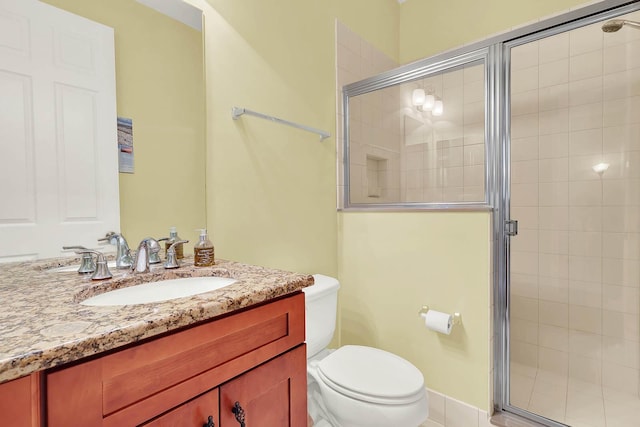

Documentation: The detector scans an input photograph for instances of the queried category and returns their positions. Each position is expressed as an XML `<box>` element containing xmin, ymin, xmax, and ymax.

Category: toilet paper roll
<box><xmin>422</xmin><ymin>310</ymin><xmax>453</xmax><ymax>335</ymax></box>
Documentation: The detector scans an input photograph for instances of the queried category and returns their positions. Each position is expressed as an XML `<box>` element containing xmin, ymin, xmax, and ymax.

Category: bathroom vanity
<box><xmin>0</xmin><ymin>258</ymin><xmax>312</xmax><ymax>426</ymax></box>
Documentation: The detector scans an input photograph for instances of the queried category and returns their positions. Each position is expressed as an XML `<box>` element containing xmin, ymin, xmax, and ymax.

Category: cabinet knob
<box><xmin>231</xmin><ymin>401</ymin><xmax>246</xmax><ymax>427</ymax></box>
<box><xmin>203</xmin><ymin>415</ymin><xmax>215</xmax><ymax>427</ymax></box>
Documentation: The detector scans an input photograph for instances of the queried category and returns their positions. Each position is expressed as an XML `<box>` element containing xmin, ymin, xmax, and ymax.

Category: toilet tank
<box><xmin>303</xmin><ymin>274</ymin><xmax>340</xmax><ymax>359</ymax></box>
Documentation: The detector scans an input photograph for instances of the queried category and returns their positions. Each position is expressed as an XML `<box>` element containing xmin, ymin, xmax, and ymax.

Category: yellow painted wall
<box><xmin>42</xmin><ymin>0</ymin><xmax>206</xmax><ymax>249</ymax></box>
<box><xmin>339</xmin><ymin>212</ymin><xmax>491</xmax><ymax>407</ymax></box>
<box><xmin>400</xmin><ymin>0</ymin><xmax>592</xmax><ymax>63</ymax></box>
<box><xmin>192</xmin><ymin>0</ymin><xmax>399</xmax><ymax>275</ymax></box>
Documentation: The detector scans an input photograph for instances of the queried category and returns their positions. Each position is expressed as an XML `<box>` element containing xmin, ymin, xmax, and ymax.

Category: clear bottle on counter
<box><xmin>194</xmin><ymin>229</ymin><xmax>214</xmax><ymax>267</ymax></box>
<box><xmin>164</xmin><ymin>227</ymin><xmax>184</xmax><ymax>259</ymax></box>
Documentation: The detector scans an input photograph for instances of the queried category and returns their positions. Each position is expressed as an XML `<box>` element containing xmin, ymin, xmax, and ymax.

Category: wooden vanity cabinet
<box><xmin>45</xmin><ymin>292</ymin><xmax>306</xmax><ymax>427</ymax></box>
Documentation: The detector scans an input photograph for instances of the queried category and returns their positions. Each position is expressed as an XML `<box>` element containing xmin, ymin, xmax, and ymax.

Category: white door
<box><xmin>0</xmin><ymin>0</ymin><xmax>119</xmax><ymax>261</ymax></box>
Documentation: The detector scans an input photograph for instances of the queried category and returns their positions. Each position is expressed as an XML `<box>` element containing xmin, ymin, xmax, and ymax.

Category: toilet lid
<box><xmin>317</xmin><ymin>345</ymin><xmax>425</xmax><ymax>405</ymax></box>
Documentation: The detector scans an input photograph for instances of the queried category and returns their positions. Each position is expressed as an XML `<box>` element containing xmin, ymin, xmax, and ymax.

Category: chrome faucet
<box><xmin>74</xmin><ymin>249</ymin><xmax>112</xmax><ymax>280</ymax></box>
<box><xmin>131</xmin><ymin>238</ymin><xmax>161</xmax><ymax>273</ymax></box>
<box><xmin>98</xmin><ymin>232</ymin><xmax>133</xmax><ymax>269</ymax></box>
<box><xmin>62</xmin><ymin>245</ymin><xmax>96</xmax><ymax>274</ymax></box>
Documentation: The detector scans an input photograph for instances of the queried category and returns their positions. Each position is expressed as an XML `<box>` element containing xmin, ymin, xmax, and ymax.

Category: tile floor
<box><xmin>511</xmin><ymin>364</ymin><xmax>640</xmax><ymax>426</ymax></box>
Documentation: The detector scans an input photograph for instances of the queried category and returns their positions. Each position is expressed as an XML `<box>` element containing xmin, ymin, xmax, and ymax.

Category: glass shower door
<box><xmin>507</xmin><ymin>9</ymin><xmax>640</xmax><ymax>427</ymax></box>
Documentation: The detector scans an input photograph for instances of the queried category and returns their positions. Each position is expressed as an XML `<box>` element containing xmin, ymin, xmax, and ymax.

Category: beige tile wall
<box><xmin>510</xmin><ymin>9</ymin><xmax>640</xmax><ymax>398</ymax></box>
<box><xmin>347</xmin><ymin>85</ymin><xmax>402</xmax><ymax>203</ymax></box>
<box><xmin>336</xmin><ymin>21</ymin><xmax>399</xmax><ymax>206</ymax></box>
<box><xmin>399</xmin><ymin>65</ymin><xmax>486</xmax><ymax>203</ymax></box>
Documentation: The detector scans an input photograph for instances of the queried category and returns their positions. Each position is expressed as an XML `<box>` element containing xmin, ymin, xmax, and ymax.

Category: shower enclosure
<box><xmin>341</xmin><ymin>1</ymin><xmax>640</xmax><ymax>426</ymax></box>
<box><xmin>505</xmin><ymin>6</ymin><xmax>640</xmax><ymax>426</ymax></box>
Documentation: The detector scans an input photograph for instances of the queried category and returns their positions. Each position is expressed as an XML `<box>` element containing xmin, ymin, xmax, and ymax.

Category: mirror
<box><xmin>42</xmin><ymin>0</ymin><xmax>205</xmax><ymax>255</ymax></box>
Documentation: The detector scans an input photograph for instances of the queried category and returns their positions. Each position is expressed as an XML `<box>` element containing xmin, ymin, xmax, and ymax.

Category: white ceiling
<box><xmin>135</xmin><ymin>0</ymin><xmax>202</xmax><ymax>31</ymax></box>
<box><xmin>135</xmin><ymin>0</ymin><xmax>412</xmax><ymax>31</ymax></box>
<box><xmin>136</xmin><ymin>0</ymin><xmax>412</xmax><ymax>31</ymax></box>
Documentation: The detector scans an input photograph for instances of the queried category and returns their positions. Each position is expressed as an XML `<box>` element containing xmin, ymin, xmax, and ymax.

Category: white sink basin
<box><xmin>51</xmin><ymin>261</ymin><xmax>117</xmax><ymax>273</ymax></box>
<box><xmin>80</xmin><ymin>276</ymin><xmax>237</xmax><ymax>306</ymax></box>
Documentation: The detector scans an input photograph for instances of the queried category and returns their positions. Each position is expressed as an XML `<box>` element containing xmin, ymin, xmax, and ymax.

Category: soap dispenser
<box><xmin>164</xmin><ymin>227</ymin><xmax>184</xmax><ymax>259</ymax></box>
<box><xmin>194</xmin><ymin>229</ymin><xmax>214</xmax><ymax>267</ymax></box>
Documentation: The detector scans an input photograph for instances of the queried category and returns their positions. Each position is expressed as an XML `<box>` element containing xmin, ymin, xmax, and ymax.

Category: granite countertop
<box><xmin>0</xmin><ymin>257</ymin><xmax>313</xmax><ymax>384</ymax></box>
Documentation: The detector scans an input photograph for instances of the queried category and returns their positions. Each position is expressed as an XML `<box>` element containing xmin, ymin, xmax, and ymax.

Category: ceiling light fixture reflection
<box><xmin>432</xmin><ymin>99</ymin><xmax>444</xmax><ymax>116</ymax></box>
<box><xmin>423</xmin><ymin>94</ymin><xmax>435</xmax><ymax>111</ymax></box>
<box><xmin>412</xmin><ymin>86</ymin><xmax>442</xmax><ymax>115</ymax></box>
<box><xmin>592</xmin><ymin>162</ymin><xmax>609</xmax><ymax>175</ymax></box>
<box><xmin>412</xmin><ymin>89</ymin><xmax>426</xmax><ymax>107</ymax></box>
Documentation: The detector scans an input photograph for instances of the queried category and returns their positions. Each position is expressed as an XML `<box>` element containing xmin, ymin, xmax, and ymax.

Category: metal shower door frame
<box><xmin>342</xmin><ymin>47</ymin><xmax>494</xmax><ymax>211</ymax></box>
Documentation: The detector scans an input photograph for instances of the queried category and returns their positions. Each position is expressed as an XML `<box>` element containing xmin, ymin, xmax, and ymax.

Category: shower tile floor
<box><xmin>511</xmin><ymin>364</ymin><xmax>640</xmax><ymax>427</ymax></box>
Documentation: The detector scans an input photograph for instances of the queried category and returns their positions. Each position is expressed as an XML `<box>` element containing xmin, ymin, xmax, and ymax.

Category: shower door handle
<box><xmin>505</xmin><ymin>220</ymin><xmax>518</xmax><ymax>237</ymax></box>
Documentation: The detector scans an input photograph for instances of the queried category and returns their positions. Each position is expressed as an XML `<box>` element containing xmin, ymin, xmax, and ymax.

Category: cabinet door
<box><xmin>141</xmin><ymin>388</ymin><xmax>219</xmax><ymax>427</ymax></box>
<box><xmin>0</xmin><ymin>373</ymin><xmax>41</xmax><ymax>427</ymax></box>
<box><xmin>219</xmin><ymin>344</ymin><xmax>307</xmax><ymax>427</ymax></box>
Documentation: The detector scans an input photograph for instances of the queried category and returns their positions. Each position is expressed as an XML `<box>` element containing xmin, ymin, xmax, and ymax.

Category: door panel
<box><xmin>0</xmin><ymin>70</ymin><xmax>35</xmax><ymax>224</ymax></box>
<box><xmin>219</xmin><ymin>345</ymin><xmax>307</xmax><ymax>427</ymax></box>
<box><xmin>141</xmin><ymin>389</ymin><xmax>219</xmax><ymax>427</ymax></box>
<box><xmin>55</xmin><ymin>83</ymin><xmax>99</xmax><ymax>221</ymax></box>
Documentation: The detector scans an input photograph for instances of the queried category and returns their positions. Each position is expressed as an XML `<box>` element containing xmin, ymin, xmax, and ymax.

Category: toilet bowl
<box><xmin>303</xmin><ymin>275</ymin><xmax>429</xmax><ymax>427</ymax></box>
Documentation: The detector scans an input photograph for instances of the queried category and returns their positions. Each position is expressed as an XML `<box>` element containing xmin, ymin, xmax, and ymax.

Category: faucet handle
<box><xmin>62</xmin><ymin>246</ymin><xmax>96</xmax><ymax>274</ymax></box>
<box><xmin>74</xmin><ymin>250</ymin><xmax>112</xmax><ymax>280</ymax></box>
<box><xmin>97</xmin><ymin>231</ymin><xmax>117</xmax><ymax>243</ymax></box>
<box><xmin>164</xmin><ymin>240</ymin><xmax>189</xmax><ymax>269</ymax></box>
<box><xmin>63</xmin><ymin>245</ymin><xmax>88</xmax><ymax>250</ymax></box>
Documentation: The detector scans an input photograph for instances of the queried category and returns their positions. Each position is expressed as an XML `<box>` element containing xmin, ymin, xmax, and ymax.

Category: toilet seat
<box><xmin>315</xmin><ymin>345</ymin><xmax>425</xmax><ymax>405</ymax></box>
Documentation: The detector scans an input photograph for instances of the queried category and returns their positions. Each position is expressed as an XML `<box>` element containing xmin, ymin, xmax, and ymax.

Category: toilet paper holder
<box><xmin>418</xmin><ymin>305</ymin><xmax>462</xmax><ymax>325</ymax></box>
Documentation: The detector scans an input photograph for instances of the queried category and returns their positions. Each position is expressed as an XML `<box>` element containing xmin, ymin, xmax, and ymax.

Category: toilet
<box><xmin>303</xmin><ymin>274</ymin><xmax>429</xmax><ymax>427</ymax></box>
